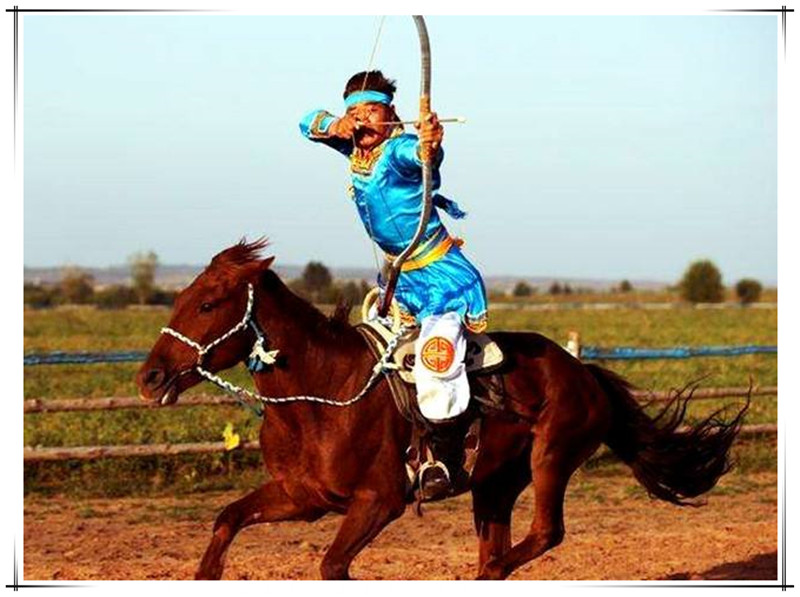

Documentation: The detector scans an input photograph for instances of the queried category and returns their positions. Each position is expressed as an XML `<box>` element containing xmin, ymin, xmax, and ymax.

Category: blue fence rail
<box><xmin>580</xmin><ymin>345</ymin><xmax>777</xmax><ymax>360</ymax></box>
<box><xmin>24</xmin><ymin>351</ymin><xmax>149</xmax><ymax>366</ymax></box>
<box><xmin>23</xmin><ymin>344</ymin><xmax>778</xmax><ymax>366</ymax></box>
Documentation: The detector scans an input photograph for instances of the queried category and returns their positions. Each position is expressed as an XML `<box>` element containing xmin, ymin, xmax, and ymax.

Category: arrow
<box><xmin>368</xmin><ymin>116</ymin><xmax>467</xmax><ymax>126</ymax></box>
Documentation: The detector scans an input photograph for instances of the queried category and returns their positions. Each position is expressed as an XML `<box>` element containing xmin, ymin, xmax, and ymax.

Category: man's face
<box><xmin>346</xmin><ymin>102</ymin><xmax>396</xmax><ymax>151</ymax></box>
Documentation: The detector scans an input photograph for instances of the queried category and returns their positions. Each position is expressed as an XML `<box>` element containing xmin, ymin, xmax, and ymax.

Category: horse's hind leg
<box><xmin>472</xmin><ymin>449</ymin><xmax>532</xmax><ymax>574</ymax></box>
<box><xmin>477</xmin><ymin>431</ymin><xmax>601</xmax><ymax>580</ymax></box>
<box><xmin>196</xmin><ymin>481</ymin><xmax>323</xmax><ymax>580</ymax></box>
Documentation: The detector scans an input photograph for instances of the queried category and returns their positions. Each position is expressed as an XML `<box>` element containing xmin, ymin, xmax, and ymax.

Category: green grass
<box><xmin>23</xmin><ymin>304</ymin><xmax>778</xmax><ymax>496</ymax></box>
<box><xmin>24</xmin><ymin>306</ymin><xmax>170</xmax><ymax>352</ymax></box>
<box><xmin>487</xmin><ymin>306</ymin><xmax>777</xmax><ymax>346</ymax></box>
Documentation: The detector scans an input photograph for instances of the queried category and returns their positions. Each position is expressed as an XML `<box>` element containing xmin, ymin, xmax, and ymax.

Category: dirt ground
<box><xmin>23</xmin><ymin>471</ymin><xmax>777</xmax><ymax>581</ymax></box>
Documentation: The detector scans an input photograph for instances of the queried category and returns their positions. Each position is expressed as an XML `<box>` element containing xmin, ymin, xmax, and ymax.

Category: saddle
<box><xmin>355</xmin><ymin>320</ymin><xmax>507</xmax><ymax>503</ymax></box>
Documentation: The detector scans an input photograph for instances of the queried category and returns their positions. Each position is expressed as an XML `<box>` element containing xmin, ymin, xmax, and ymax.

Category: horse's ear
<box><xmin>241</xmin><ymin>255</ymin><xmax>274</xmax><ymax>283</ymax></box>
<box><xmin>261</xmin><ymin>256</ymin><xmax>275</xmax><ymax>271</ymax></box>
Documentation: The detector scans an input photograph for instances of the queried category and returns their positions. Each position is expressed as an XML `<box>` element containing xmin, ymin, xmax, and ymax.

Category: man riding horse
<box><xmin>299</xmin><ymin>70</ymin><xmax>488</xmax><ymax>499</ymax></box>
<box><xmin>136</xmin><ymin>34</ymin><xmax>745</xmax><ymax>581</ymax></box>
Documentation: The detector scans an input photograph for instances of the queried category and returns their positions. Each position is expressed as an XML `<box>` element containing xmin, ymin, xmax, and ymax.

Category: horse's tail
<box><xmin>586</xmin><ymin>363</ymin><xmax>748</xmax><ymax>506</ymax></box>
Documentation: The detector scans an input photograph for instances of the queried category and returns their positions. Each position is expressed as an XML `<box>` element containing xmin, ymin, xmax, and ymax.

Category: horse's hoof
<box><xmin>476</xmin><ymin>561</ymin><xmax>505</xmax><ymax>580</ymax></box>
<box><xmin>195</xmin><ymin>564</ymin><xmax>223</xmax><ymax>580</ymax></box>
<box><xmin>320</xmin><ymin>560</ymin><xmax>352</xmax><ymax>580</ymax></box>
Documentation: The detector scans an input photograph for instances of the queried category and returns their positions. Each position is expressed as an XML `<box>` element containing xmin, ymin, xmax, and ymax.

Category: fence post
<box><xmin>566</xmin><ymin>331</ymin><xmax>581</xmax><ymax>359</ymax></box>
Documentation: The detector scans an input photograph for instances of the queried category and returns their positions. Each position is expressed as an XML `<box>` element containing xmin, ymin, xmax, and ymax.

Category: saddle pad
<box><xmin>359</xmin><ymin>320</ymin><xmax>504</xmax><ymax>385</ymax></box>
<box><xmin>355</xmin><ymin>324</ymin><xmax>420</xmax><ymax>424</ymax></box>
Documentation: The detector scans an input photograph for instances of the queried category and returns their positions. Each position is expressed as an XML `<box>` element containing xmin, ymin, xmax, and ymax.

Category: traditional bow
<box><xmin>378</xmin><ymin>15</ymin><xmax>434</xmax><ymax>317</ymax></box>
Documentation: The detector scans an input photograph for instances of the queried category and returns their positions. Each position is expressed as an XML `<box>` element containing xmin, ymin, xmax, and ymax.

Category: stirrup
<box><xmin>418</xmin><ymin>459</ymin><xmax>452</xmax><ymax>501</ymax></box>
<box><xmin>419</xmin><ymin>459</ymin><xmax>451</xmax><ymax>484</ymax></box>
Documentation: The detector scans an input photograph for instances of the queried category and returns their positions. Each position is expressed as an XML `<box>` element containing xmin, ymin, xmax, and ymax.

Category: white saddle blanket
<box><xmin>361</xmin><ymin>321</ymin><xmax>504</xmax><ymax>385</ymax></box>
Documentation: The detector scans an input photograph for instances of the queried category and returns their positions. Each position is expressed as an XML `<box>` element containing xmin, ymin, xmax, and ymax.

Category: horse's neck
<box><xmin>253</xmin><ymin>274</ymin><xmax>371</xmax><ymax>398</ymax></box>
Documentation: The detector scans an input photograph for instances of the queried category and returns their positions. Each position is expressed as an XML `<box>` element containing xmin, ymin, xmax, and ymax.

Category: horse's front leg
<box><xmin>319</xmin><ymin>488</ymin><xmax>406</xmax><ymax>580</ymax></box>
<box><xmin>196</xmin><ymin>480</ymin><xmax>323</xmax><ymax>580</ymax></box>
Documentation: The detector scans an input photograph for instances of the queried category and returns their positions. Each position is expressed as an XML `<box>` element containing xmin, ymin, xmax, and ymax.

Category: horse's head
<box><xmin>136</xmin><ymin>239</ymin><xmax>274</xmax><ymax>405</ymax></box>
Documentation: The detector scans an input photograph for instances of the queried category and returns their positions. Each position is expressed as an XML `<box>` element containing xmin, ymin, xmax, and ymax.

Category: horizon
<box><xmin>22</xmin><ymin>260</ymin><xmax>777</xmax><ymax>288</ymax></box>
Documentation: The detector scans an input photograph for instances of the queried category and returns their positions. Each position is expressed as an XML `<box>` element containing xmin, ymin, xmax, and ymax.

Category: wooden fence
<box><xmin>24</xmin><ymin>334</ymin><xmax>777</xmax><ymax>463</ymax></box>
<box><xmin>23</xmin><ymin>386</ymin><xmax>775</xmax><ymax>414</ymax></box>
<box><xmin>24</xmin><ymin>423</ymin><xmax>778</xmax><ymax>462</ymax></box>
<box><xmin>23</xmin><ymin>387</ymin><xmax>776</xmax><ymax>462</ymax></box>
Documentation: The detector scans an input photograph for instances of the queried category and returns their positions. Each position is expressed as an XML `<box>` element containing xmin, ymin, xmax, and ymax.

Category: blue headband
<box><xmin>344</xmin><ymin>90</ymin><xmax>392</xmax><ymax>108</ymax></box>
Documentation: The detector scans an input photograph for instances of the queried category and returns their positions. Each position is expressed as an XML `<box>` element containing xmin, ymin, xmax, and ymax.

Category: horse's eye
<box><xmin>199</xmin><ymin>302</ymin><xmax>214</xmax><ymax>313</ymax></box>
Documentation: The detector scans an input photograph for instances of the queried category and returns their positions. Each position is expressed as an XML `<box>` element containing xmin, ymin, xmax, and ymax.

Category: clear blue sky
<box><xmin>23</xmin><ymin>14</ymin><xmax>777</xmax><ymax>284</ymax></box>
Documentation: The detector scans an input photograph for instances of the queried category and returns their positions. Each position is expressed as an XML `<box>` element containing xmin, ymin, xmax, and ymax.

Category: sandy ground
<box><xmin>23</xmin><ymin>471</ymin><xmax>777</xmax><ymax>581</ymax></box>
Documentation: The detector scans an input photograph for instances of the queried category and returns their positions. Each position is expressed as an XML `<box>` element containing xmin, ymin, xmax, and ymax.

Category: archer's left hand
<box><xmin>416</xmin><ymin>112</ymin><xmax>444</xmax><ymax>162</ymax></box>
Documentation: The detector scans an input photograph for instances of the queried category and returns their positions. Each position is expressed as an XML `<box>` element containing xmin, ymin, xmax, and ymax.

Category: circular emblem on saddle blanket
<box><xmin>420</xmin><ymin>336</ymin><xmax>456</xmax><ymax>373</ymax></box>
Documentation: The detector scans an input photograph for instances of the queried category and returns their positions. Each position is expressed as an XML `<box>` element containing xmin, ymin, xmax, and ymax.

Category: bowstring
<box><xmin>357</xmin><ymin>16</ymin><xmax>386</xmax><ymax>272</ymax></box>
<box><xmin>362</xmin><ymin>15</ymin><xmax>386</xmax><ymax>91</ymax></box>
<box><xmin>357</xmin><ymin>15</ymin><xmax>393</xmax><ymax>276</ymax></box>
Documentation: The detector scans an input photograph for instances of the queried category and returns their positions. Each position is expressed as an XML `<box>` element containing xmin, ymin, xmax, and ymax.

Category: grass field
<box><xmin>23</xmin><ymin>303</ymin><xmax>777</xmax><ymax>496</ymax></box>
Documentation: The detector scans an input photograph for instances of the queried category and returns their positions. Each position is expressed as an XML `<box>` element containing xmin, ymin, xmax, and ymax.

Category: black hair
<box><xmin>343</xmin><ymin>70</ymin><xmax>397</xmax><ymax>100</ymax></box>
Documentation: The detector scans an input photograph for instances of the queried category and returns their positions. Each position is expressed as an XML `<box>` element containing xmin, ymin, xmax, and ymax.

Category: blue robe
<box><xmin>299</xmin><ymin>109</ymin><xmax>488</xmax><ymax>332</ymax></box>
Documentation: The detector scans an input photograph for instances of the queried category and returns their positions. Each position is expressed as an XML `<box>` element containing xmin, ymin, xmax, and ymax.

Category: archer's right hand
<box><xmin>328</xmin><ymin>114</ymin><xmax>360</xmax><ymax>139</ymax></box>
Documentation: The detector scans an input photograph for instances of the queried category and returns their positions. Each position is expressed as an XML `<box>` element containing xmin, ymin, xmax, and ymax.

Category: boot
<box><xmin>418</xmin><ymin>418</ymin><xmax>469</xmax><ymax>501</ymax></box>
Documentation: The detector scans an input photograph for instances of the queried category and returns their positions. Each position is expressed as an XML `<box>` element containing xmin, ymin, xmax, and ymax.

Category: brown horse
<box><xmin>136</xmin><ymin>239</ymin><xmax>746</xmax><ymax>580</ymax></box>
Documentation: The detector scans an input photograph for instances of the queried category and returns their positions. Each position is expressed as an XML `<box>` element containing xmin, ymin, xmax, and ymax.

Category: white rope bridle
<box><xmin>160</xmin><ymin>283</ymin><xmax>407</xmax><ymax>410</ymax></box>
<box><xmin>161</xmin><ymin>284</ymin><xmax>260</xmax><ymax>361</ymax></box>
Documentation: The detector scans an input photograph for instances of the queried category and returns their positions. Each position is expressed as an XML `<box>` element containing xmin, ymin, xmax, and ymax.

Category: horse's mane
<box><xmin>263</xmin><ymin>270</ymin><xmax>361</xmax><ymax>346</ymax></box>
<box><xmin>209</xmin><ymin>237</ymin><xmax>270</xmax><ymax>274</ymax></box>
<box><xmin>209</xmin><ymin>238</ymin><xmax>362</xmax><ymax>346</ymax></box>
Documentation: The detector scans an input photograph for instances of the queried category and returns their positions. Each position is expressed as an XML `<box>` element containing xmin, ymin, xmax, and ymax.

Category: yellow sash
<box><xmin>386</xmin><ymin>231</ymin><xmax>461</xmax><ymax>272</ymax></box>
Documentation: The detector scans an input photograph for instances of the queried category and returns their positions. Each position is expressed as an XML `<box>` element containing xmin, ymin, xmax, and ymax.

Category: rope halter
<box><xmin>158</xmin><ymin>282</ymin><xmax>408</xmax><ymax>414</ymax></box>
<box><xmin>160</xmin><ymin>283</ymin><xmax>278</xmax><ymax>372</ymax></box>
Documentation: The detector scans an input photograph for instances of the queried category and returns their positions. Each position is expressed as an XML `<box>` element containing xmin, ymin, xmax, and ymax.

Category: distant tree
<box><xmin>619</xmin><ymin>279</ymin><xmax>633</xmax><ymax>293</ymax></box>
<box><xmin>512</xmin><ymin>281</ymin><xmax>533</xmax><ymax>297</ymax></box>
<box><xmin>301</xmin><ymin>261</ymin><xmax>333</xmax><ymax>295</ymax></box>
<box><xmin>129</xmin><ymin>251</ymin><xmax>159</xmax><ymax>305</ymax></box>
<box><xmin>147</xmin><ymin>288</ymin><xmax>178</xmax><ymax>306</ymax></box>
<box><xmin>58</xmin><ymin>267</ymin><xmax>95</xmax><ymax>304</ymax></box>
<box><xmin>735</xmin><ymin>278</ymin><xmax>763</xmax><ymax>305</ymax></box>
<box><xmin>548</xmin><ymin>282</ymin><xmax>563</xmax><ymax>295</ymax></box>
<box><xmin>680</xmin><ymin>260</ymin><xmax>724</xmax><ymax>303</ymax></box>
<box><xmin>94</xmin><ymin>285</ymin><xmax>137</xmax><ymax>309</ymax></box>
<box><xmin>24</xmin><ymin>283</ymin><xmax>54</xmax><ymax>308</ymax></box>
<box><xmin>563</xmin><ymin>283</ymin><xmax>573</xmax><ymax>295</ymax></box>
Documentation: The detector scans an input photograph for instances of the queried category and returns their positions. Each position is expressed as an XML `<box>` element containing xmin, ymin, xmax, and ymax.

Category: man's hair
<box><xmin>343</xmin><ymin>70</ymin><xmax>397</xmax><ymax>100</ymax></box>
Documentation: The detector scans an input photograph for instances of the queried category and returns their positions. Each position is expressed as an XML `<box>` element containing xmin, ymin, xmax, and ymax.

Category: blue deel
<box><xmin>299</xmin><ymin>109</ymin><xmax>488</xmax><ymax>329</ymax></box>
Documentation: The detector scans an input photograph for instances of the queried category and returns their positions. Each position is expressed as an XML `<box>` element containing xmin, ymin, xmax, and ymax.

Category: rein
<box><xmin>160</xmin><ymin>283</ymin><xmax>408</xmax><ymax>414</ymax></box>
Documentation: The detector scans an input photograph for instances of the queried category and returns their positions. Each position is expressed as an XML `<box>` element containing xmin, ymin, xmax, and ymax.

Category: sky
<box><xmin>22</xmin><ymin>13</ymin><xmax>778</xmax><ymax>284</ymax></box>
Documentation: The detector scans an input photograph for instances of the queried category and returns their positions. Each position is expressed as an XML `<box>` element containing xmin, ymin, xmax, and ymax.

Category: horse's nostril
<box><xmin>144</xmin><ymin>368</ymin><xmax>166</xmax><ymax>389</ymax></box>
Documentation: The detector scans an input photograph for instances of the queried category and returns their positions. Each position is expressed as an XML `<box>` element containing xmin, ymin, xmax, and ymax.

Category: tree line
<box><xmin>24</xmin><ymin>254</ymin><xmax>767</xmax><ymax>309</ymax></box>
<box><xmin>508</xmin><ymin>259</ymin><xmax>764</xmax><ymax>305</ymax></box>
<box><xmin>24</xmin><ymin>252</ymin><xmax>175</xmax><ymax>309</ymax></box>
<box><xmin>23</xmin><ymin>255</ymin><xmax>374</xmax><ymax>309</ymax></box>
